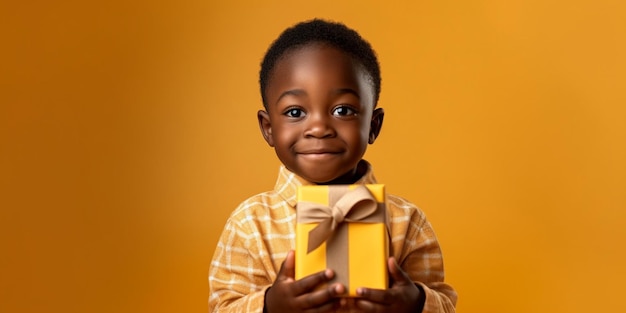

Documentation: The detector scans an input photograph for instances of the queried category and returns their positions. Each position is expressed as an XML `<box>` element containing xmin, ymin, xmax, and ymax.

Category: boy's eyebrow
<box><xmin>276</xmin><ymin>89</ymin><xmax>306</xmax><ymax>104</ymax></box>
<box><xmin>333</xmin><ymin>88</ymin><xmax>360</xmax><ymax>99</ymax></box>
<box><xmin>275</xmin><ymin>88</ymin><xmax>360</xmax><ymax>104</ymax></box>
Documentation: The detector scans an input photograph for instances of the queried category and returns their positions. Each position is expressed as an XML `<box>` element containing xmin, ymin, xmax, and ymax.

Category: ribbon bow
<box><xmin>297</xmin><ymin>185</ymin><xmax>379</xmax><ymax>253</ymax></box>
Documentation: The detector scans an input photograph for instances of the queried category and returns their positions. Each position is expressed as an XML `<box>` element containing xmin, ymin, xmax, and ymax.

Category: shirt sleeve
<box><xmin>208</xmin><ymin>215</ymin><xmax>272</xmax><ymax>313</ymax></box>
<box><xmin>397</xmin><ymin>207</ymin><xmax>458</xmax><ymax>313</ymax></box>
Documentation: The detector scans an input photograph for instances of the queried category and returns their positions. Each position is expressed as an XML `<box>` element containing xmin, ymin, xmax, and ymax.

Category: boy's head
<box><xmin>259</xmin><ymin>19</ymin><xmax>381</xmax><ymax>109</ymax></box>
<box><xmin>258</xmin><ymin>19</ymin><xmax>384</xmax><ymax>184</ymax></box>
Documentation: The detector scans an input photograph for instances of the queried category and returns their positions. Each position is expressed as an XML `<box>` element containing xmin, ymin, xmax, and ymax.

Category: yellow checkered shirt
<box><xmin>209</xmin><ymin>162</ymin><xmax>457</xmax><ymax>312</ymax></box>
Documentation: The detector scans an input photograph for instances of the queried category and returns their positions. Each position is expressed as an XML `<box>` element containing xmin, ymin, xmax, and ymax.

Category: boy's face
<box><xmin>258</xmin><ymin>43</ymin><xmax>383</xmax><ymax>184</ymax></box>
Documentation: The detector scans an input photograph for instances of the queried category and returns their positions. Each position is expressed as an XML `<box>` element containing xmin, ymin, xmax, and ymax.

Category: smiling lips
<box><xmin>297</xmin><ymin>149</ymin><xmax>342</xmax><ymax>159</ymax></box>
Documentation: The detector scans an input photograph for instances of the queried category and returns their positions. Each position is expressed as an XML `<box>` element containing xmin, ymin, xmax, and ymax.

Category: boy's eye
<box><xmin>284</xmin><ymin>108</ymin><xmax>305</xmax><ymax>118</ymax></box>
<box><xmin>332</xmin><ymin>106</ymin><xmax>357</xmax><ymax>116</ymax></box>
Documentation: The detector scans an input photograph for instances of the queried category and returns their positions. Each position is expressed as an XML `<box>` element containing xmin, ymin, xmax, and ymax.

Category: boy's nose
<box><xmin>304</xmin><ymin>113</ymin><xmax>336</xmax><ymax>138</ymax></box>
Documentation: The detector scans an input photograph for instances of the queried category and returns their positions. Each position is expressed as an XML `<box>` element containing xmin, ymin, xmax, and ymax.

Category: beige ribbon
<box><xmin>297</xmin><ymin>185</ymin><xmax>380</xmax><ymax>253</ymax></box>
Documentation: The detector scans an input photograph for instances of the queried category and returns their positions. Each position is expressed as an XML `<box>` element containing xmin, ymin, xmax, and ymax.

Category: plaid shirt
<box><xmin>209</xmin><ymin>162</ymin><xmax>457</xmax><ymax>312</ymax></box>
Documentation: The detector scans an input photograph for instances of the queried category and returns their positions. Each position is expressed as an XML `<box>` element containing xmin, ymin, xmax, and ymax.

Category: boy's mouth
<box><xmin>298</xmin><ymin>146</ymin><xmax>343</xmax><ymax>154</ymax></box>
<box><xmin>297</xmin><ymin>149</ymin><xmax>342</xmax><ymax>159</ymax></box>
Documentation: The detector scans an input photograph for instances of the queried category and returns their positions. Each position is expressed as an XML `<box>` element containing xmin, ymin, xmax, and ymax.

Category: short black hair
<box><xmin>259</xmin><ymin>19</ymin><xmax>381</xmax><ymax>108</ymax></box>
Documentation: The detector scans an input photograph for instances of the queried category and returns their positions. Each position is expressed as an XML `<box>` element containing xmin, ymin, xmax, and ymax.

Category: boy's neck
<box><xmin>315</xmin><ymin>160</ymin><xmax>368</xmax><ymax>185</ymax></box>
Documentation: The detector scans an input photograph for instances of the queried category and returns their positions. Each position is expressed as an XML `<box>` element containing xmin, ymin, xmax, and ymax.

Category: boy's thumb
<box><xmin>388</xmin><ymin>257</ymin><xmax>412</xmax><ymax>286</ymax></box>
<box><xmin>276</xmin><ymin>250</ymin><xmax>296</xmax><ymax>281</ymax></box>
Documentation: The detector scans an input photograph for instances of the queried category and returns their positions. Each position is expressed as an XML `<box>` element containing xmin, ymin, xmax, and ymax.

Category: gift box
<box><xmin>295</xmin><ymin>184</ymin><xmax>389</xmax><ymax>297</ymax></box>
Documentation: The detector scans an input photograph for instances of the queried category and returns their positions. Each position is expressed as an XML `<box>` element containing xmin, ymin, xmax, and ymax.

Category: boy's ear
<box><xmin>368</xmin><ymin>107</ymin><xmax>384</xmax><ymax>144</ymax></box>
<box><xmin>257</xmin><ymin>110</ymin><xmax>275</xmax><ymax>147</ymax></box>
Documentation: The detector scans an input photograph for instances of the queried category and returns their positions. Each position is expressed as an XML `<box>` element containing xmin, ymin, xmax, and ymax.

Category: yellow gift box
<box><xmin>295</xmin><ymin>184</ymin><xmax>389</xmax><ymax>297</ymax></box>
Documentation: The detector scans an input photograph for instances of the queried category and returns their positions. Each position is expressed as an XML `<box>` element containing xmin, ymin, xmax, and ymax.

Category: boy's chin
<box><xmin>292</xmin><ymin>169</ymin><xmax>338</xmax><ymax>184</ymax></box>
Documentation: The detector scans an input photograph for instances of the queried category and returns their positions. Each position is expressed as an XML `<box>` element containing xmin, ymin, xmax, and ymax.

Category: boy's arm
<box><xmin>209</xmin><ymin>217</ymin><xmax>273</xmax><ymax>313</ymax></box>
<box><xmin>401</xmin><ymin>215</ymin><xmax>458</xmax><ymax>313</ymax></box>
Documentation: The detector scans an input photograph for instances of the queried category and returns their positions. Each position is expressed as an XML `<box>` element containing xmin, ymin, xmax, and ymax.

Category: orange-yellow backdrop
<box><xmin>1</xmin><ymin>1</ymin><xmax>625</xmax><ymax>312</ymax></box>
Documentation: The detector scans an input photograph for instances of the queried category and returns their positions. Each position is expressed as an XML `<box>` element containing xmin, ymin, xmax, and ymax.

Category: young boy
<box><xmin>209</xmin><ymin>19</ymin><xmax>457</xmax><ymax>313</ymax></box>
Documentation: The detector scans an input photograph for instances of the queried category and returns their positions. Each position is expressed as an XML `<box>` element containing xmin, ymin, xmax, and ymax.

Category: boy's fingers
<box><xmin>296</xmin><ymin>283</ymin><xmax>344</xmax><ymax>308</ymax></box>
<box><xmin>276</xmin><ymin>250</ymin><xmax>296</xmax><ymax>281</ymax></box>
<box><xmin>292</xmin><ymin>268</ymin><xmax>335</xmax><ymax>295</ymax></box>
<box><xmin>354</xmin><ymin>257</ymin><xmax>416</xmax><ymax>305</ymax></box>
<box><xmin>356</xmin><ymin>287</ymin><xmax>394</xmax><ymax>305</ymax></box>
<box><xmin>388</xmin><ymin>257</ymin><xmax>413</xmax><ymax>286</ymax></box>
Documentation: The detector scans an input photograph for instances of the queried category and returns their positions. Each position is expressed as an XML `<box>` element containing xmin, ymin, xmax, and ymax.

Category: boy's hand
<box><xmin>265</xmin><ymin>250</ymin><xmax>345</xmax><ymax>313</ymax></box>
<box><xmin>350</xmin><ymin>257</ymin><xmax>425</xmax><ymax>313</ymax></box>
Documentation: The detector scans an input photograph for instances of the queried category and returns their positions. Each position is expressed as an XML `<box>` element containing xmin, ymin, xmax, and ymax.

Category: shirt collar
<box><xmin>274</xmin><ymin>160</ymin><xmax>378</xmax><ymax>207</ymax></box>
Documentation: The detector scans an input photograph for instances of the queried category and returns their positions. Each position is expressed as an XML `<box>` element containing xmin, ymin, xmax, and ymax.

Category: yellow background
<box><xmin>1</xmin><ymin>1</ymin><xmax>624</xmax><ymax>312</ymax></box>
